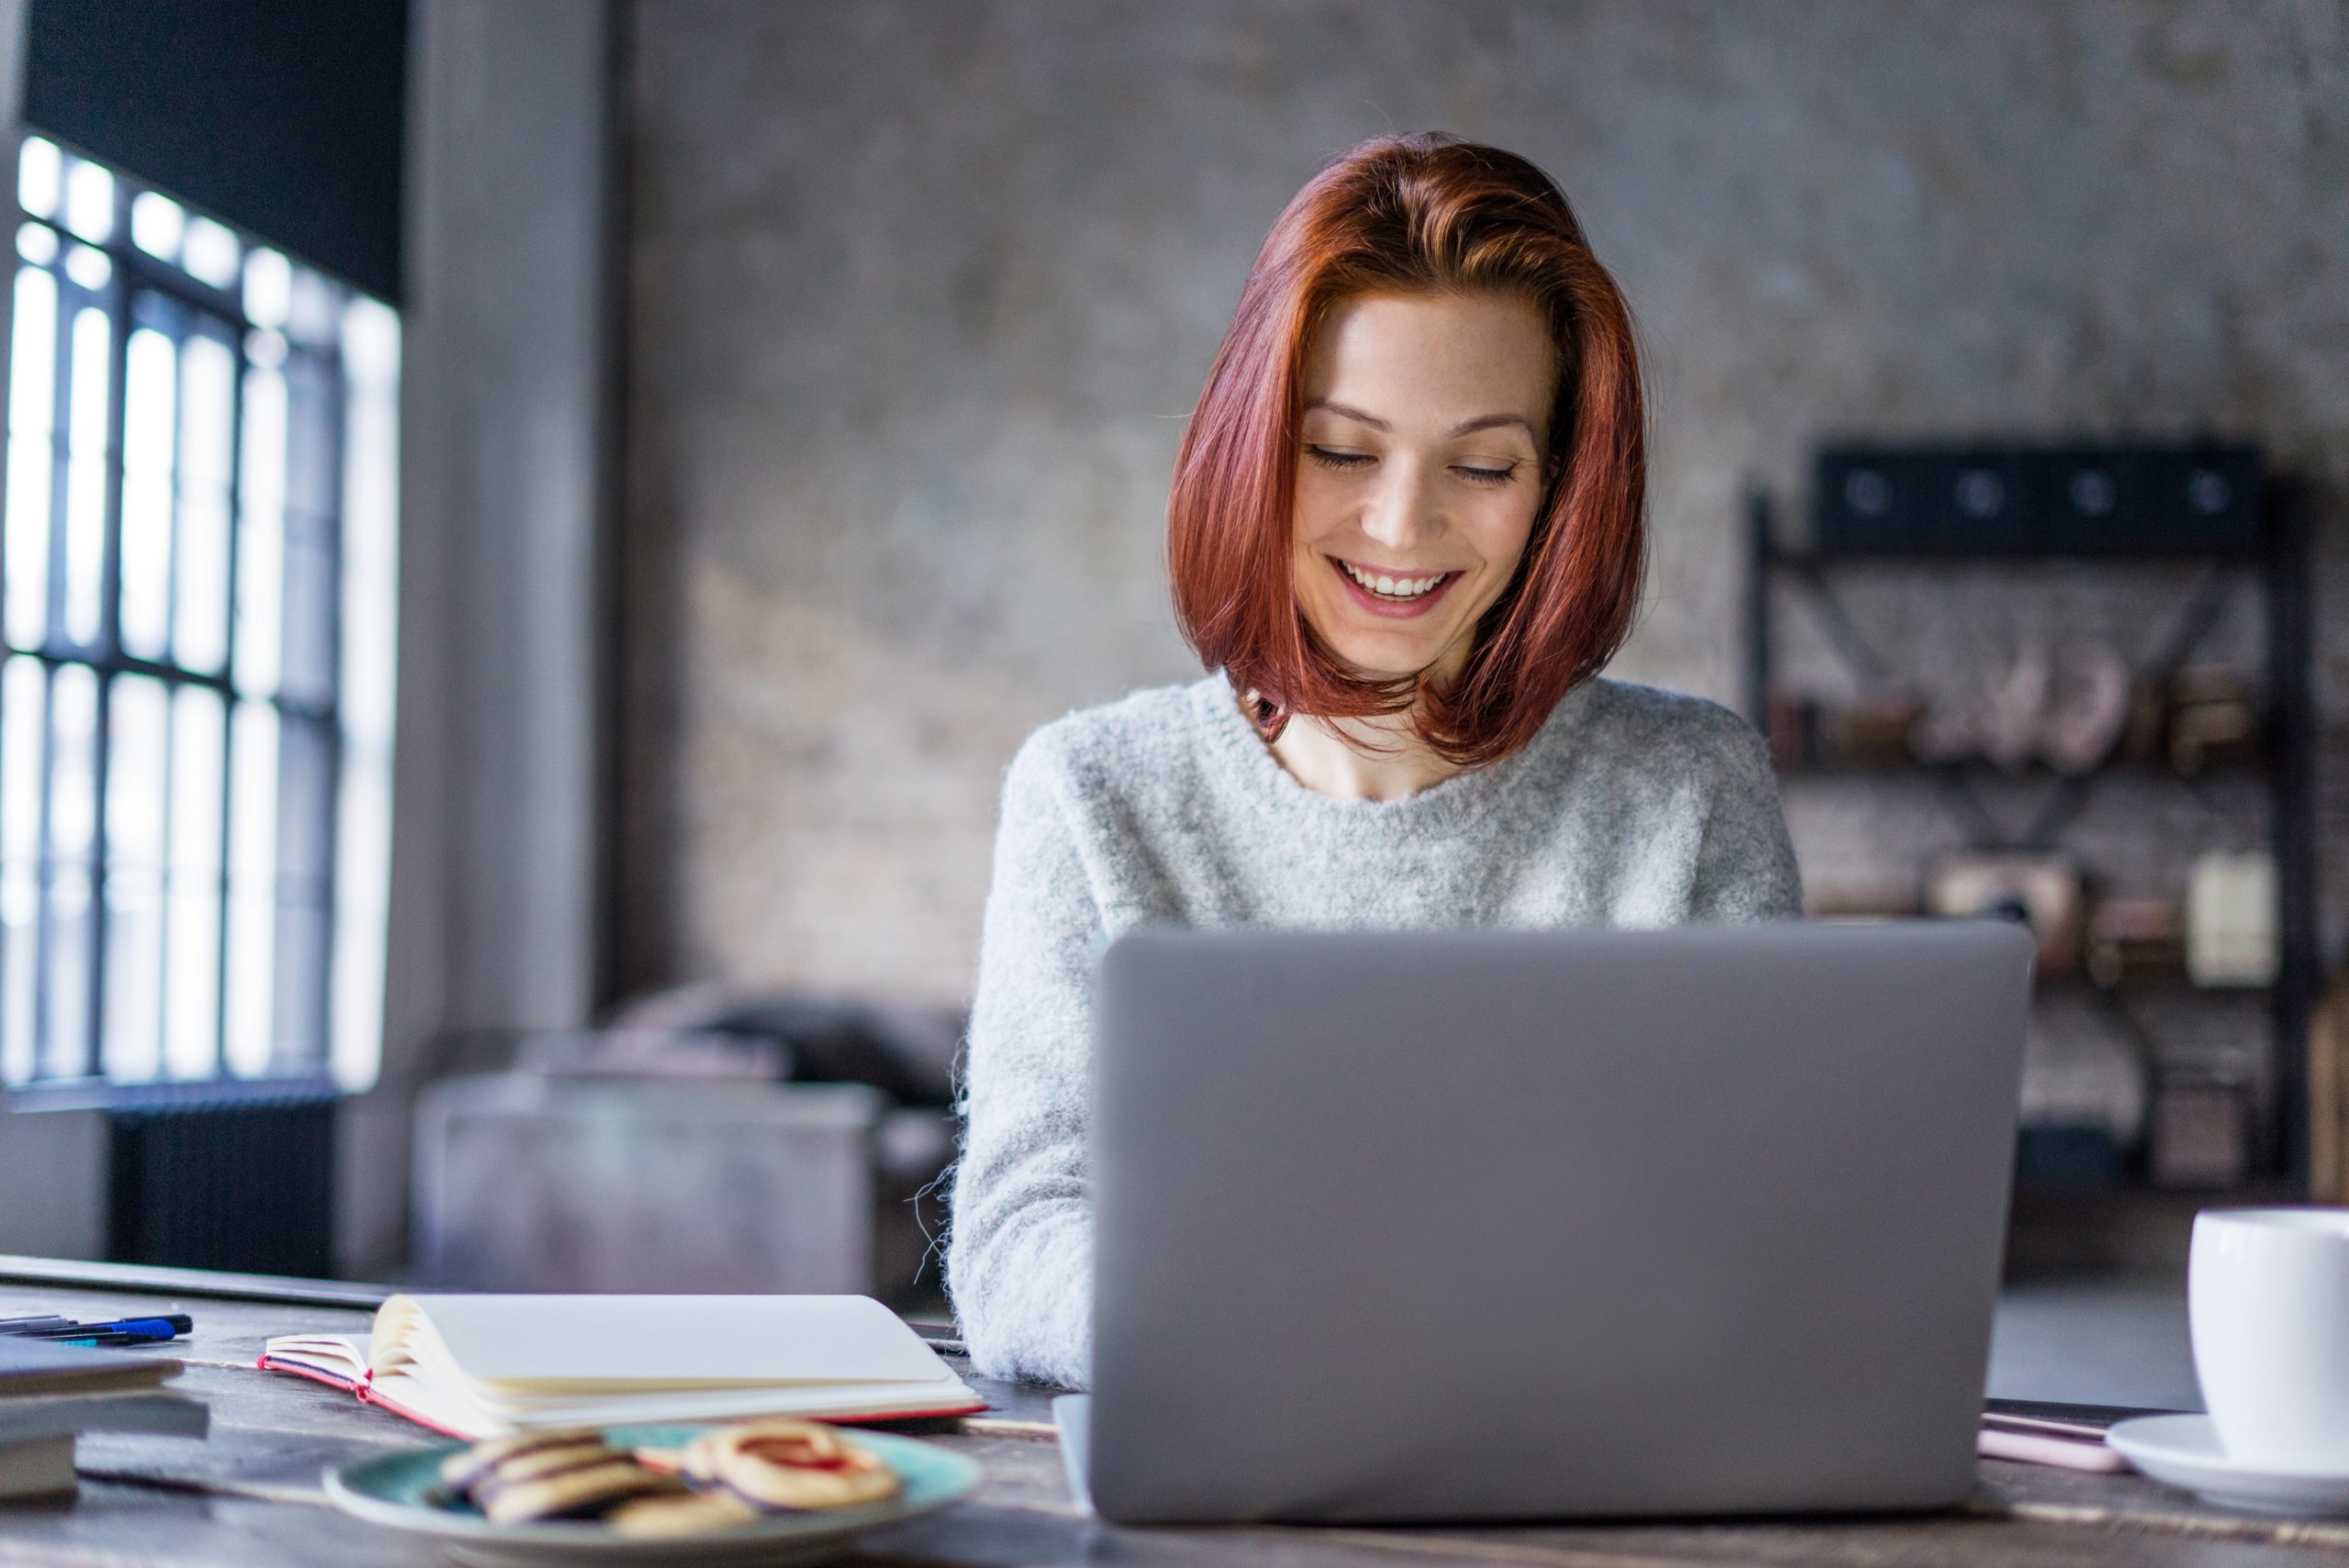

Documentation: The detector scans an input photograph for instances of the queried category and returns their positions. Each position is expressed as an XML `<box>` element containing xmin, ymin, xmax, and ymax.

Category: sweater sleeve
<box><xmin>945</xmin><ymin>729</ymin><xmax>1104</xmax><ymax>1389</ymax></box>
<box><xmin>1687</xmin><ymin>717</ymin><xmax>1805</xmax><ymax>921</ymax></box>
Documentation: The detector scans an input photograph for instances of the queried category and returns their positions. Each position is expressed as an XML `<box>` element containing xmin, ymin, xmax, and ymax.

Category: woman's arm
<box><xmin>1687</xmin><ymin>717</ymin><xmax>1804</xmax><ymax>921</ymax></box>
<box><xmin>945</xmin><ymin>729</ymin><xmax>1105</xmax><ymax>1389</ymax></box>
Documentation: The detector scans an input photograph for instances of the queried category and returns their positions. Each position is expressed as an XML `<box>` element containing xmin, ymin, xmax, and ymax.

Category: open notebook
<box><xmin>259</xmin><ymin>1295</ymin><xmax>983</xmax><ymax>1440</ymax></box>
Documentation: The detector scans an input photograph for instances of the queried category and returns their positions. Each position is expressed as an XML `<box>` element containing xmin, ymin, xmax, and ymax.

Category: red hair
<box><xmin>1167</xmin><ymin>133</ymin><xmax>1646</xmax><ymax>769</ymax></box>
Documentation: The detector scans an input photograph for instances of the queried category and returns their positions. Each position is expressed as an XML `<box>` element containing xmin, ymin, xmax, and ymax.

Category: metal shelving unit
<box><xmin>1743</xmin><ymin>458</ymin><xmax>2319</xmax><ymax>1190</ymax></box>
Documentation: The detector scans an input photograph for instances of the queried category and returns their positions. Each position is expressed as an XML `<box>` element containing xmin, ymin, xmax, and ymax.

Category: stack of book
<box><xmin>0</xmin><ymin>1337</ymin><xmax>208</xmax><ymax>1502</ymax></box>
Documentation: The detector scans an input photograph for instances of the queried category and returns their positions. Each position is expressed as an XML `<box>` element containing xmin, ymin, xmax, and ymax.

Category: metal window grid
<box><xmin>2</xmin><ymin>147</ymin><xmax>356</xmax><ymax>1084</ymax></box>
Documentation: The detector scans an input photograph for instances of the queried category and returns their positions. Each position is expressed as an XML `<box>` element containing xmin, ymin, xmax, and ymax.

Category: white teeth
<box><xmin>1341</xmin><ymin>561</ymin><xmax>1445</xmax><ymax>599</ymax></box>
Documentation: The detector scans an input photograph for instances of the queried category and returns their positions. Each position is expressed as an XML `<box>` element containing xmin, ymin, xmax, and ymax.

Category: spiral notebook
<box><xmin>259</xmin><ymin>1294</ymin><xmax>983</xmax><ymax>1440</ymax></box>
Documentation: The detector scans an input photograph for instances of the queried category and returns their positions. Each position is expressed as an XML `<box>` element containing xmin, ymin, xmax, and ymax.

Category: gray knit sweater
<box><xmin>945</xmin><ymin>673</ymin><xmax>1802</xmax><ymax>1389</ymax></box>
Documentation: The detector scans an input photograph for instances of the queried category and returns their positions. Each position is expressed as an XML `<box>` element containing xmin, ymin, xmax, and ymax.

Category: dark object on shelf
<box><xmin>1764</xmin><ymin>690</ymin><xmax>1814</xmax><ymax>771</ymax></box>
<box><xmin>2146</xmin><ymin>1072</ymin><xmax>2252</xmax><ymax>1190</ymax></box>
<box><xmin>2015</xmin><ymin>1123</ymin><xmax>2121</xmax><ymax>1189</ymax></box>
<box><xmin>2085</xmin><ymin>900</ymin><xmax>2187</xmax><ymax>988</ymax></box>
<box><xmin>1743</xmin><ymin>446</ymin><xmax>2318</xmax><ymax>1189</ymax></box>
<box><xmin>2309</xmin><ymin>969</ymin><xmax>2349</xmax><ymax>1205</ymax></box>
<box><xmin>1826</xmin><ymin>695</ymin><xmax>1923</xmax><ymax>765</ymax></box>
<box><xmin>1927</xmin><ymin>854</ymin><xmax>2086</xmax><ymax>978</ymax></box>
<box><xmin>1814</xmin><ymin>443</ymin><xmax>2263</xmax><ymax>555</ymax></box>
<box><xmin>2168</xmin><ymin>696</ymin><xmax>2264</xmax><ymax>774</ymax></box>
<box><xmin>1765</xmin><ymin>691</ymin><xmax>1921</xmax><ymax>768</ymax></box>
<box><xmin>1803</xmin><ymin>884</ymin><xmax>1921</xmax><ymax>920</ymax></box>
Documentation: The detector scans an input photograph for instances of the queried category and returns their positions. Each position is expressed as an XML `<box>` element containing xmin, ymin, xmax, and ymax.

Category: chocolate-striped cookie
<box><xmin>478</xmin><ymin>1462</ymin><xmax>682</xmax><ymax>1526</ymax></box>
<box><xmin>467</xmin><ymin>1441</ymin><xmax>629</xmax><ymax>1502</ymax></box>
<box><xmin>438</xmin><ymin>1429</ymin><xmax>605</xmax><ymax>1494</ymax></box>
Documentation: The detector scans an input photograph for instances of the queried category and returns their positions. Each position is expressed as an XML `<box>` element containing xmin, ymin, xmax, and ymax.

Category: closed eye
<box><xmin>1454</xmin><ymin>463</ymin><xmax>1520</xmax><ymax>486</ymax></box>
<box><xmin>1305</xmin><ymin>444</ymin><xmax>1374</xmax><ymax>472</ymax></box>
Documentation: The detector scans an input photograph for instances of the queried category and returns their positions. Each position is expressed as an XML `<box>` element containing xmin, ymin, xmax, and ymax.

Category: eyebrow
<box><xmin>1306</xmin><ymin>400</ymin><xmax>1538</xmax><ymax>439</ymax></box>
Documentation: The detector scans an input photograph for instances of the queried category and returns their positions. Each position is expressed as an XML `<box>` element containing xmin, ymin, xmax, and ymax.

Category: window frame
<box><xmin>1</xmin><ymin>134</ymin><xmax>388</xmax><ymax>1090</ymax></box>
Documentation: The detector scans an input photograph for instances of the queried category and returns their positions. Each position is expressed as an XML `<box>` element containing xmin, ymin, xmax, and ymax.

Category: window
<box><xmin>1</xmin><ymin>137</ymin><xmax>396</xmax><ymax>1091</ymax></box>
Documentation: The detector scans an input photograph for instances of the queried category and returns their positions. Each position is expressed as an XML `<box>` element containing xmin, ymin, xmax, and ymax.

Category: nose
<box><xmin>1359</xmin><ymin>457</ymin><xmax>1441</xmax><ymax>554</ymax></box>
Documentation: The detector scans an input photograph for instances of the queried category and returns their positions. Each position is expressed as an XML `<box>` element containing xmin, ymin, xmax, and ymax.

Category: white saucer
<box><xmin>2109</xmin><ymin>1415</ymin><xmax>2349</xmax><ymax>1516</ymax></box>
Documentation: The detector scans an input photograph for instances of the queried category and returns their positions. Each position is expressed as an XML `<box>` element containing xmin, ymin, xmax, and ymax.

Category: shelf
<box><xmin>1766</xmin><ymin>539</ymin><xmax>2272</xmax><ymax>565</ymax></box>
<box><xmin>1743</xmin><ymin>464</ymin><xmax>2321</xmax><ymax>1191</ymax></box>
<box><xmin>1774</xmin><ymin>755</ymin><xmax>2268</xmax><ymax>784</ymax></box>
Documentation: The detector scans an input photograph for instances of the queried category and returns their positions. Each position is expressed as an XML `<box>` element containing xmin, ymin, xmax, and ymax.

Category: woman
<box><xmin>947</xmin><ymin>134</ymin><xmax>1800</xmax><ymax>1390</ymax></box>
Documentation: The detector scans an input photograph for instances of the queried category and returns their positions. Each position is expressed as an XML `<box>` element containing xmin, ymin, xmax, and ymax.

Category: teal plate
<box><xmin>324</xmin><ymin>1425</ymin><xmax>983</xmax><ymax>1567</ymax></box>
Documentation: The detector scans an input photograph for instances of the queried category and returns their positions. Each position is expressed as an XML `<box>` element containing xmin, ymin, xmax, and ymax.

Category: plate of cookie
<box><xmin>324</xmin><ymin>1419</ymin><xmax>982</xmax><ymax>1566</ymax></box>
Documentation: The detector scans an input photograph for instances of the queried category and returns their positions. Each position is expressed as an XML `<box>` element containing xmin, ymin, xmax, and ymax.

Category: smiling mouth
<box><xmin>1336</xmin><ymin>558</ymin><xmax>1455</xmax><ymax>601</ymax></box>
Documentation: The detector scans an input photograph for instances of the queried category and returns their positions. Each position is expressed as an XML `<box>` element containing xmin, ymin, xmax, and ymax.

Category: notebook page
<box><xmin>381</xmin><ymin>1295</ymin><xmax>959</xmax><ymax>1390</ymax></box>
<box><xmin>259</xmin><ymin>1332</ymin><xmax>370</xmax><ymax>1384</ymax></box>
<box><xmin>369</xmin><ymin>1371</ymin><xmax>982</xmax><ymax>1440</ymax></box>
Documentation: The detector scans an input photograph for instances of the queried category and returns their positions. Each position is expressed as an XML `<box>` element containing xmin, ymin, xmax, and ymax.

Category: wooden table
<box><xmin>4</xmin><ymin>1257</ymin><xmax>2345</xmax><ymax>1565</ymax></box>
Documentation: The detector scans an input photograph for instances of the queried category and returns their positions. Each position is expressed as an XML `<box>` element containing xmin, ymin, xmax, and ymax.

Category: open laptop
<box><xmin>1063</xmin><ymin>919</ymin><xmax>2033</xmax><ymax>1524</ymax></box>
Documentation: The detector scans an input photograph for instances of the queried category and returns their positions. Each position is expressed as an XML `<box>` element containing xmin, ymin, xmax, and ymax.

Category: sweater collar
<box><xmin>1187</xmin><ymin>671</ymin><xmax>1592</xmax><ymax>834</ymax></box>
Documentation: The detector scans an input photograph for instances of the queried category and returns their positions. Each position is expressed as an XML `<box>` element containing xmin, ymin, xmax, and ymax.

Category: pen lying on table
<box><xmin>0</xmin><ymin>1313</ymin><xmax>192</xmax><ymax>1345</ymax></box>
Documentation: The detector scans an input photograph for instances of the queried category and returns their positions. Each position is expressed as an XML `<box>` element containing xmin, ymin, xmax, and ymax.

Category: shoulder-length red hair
<box><xmin>1167</xmin><ymin>132</ymin><xmax>1645</xmax><ymax>770</ymax></box>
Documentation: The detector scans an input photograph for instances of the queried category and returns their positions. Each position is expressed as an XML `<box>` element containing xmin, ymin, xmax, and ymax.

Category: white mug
<box><xmin>2190</xmin><ymin>1207</ymin><xmax>2349</xmax><ymax>1469</ymax></box>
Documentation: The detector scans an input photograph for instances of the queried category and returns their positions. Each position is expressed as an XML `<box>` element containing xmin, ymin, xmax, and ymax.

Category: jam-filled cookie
<box><xmin>682</xmin><ymin>1420</ymin><xmax>902</xmax><ymax>1510</ymax></box>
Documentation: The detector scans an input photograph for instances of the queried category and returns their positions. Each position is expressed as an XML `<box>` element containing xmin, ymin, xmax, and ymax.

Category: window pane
<box><xmin>0</xmin><ymin>655</ymin><xmax>45</xmax><ymax>1083</ymax></box>
<box><xmin>222</xmin><ymin>699</ymin><xmax>277</xmax><ymax>1076</ymax></box>
<box><xmin>236</xmin><ymin>358</ymin><xmax>285</xmax><ymax>696</ymax></box>
<box><xmin>333</xmin><ymin>296</ymin><xmax>398</xmax><ymax>1091</ymax></box>
<box><xmin>129</xmin><ymin>191</ymin><xmax>184</xmax><ymax>264</ymax></box>
<box><xmin>16</xmin><ymin>222</ymin><xmax>55</xmax><ymax>265</ymax></box>
<box><xmin>288</xmin><ymin>264</ymin><xmax>336</xmax><ymax>349</ymax></box>
<box><xmin>285</xmin><ymin>352</ymin><xmax>337</xmax><ymax>525</ymax></box>
<box><xmin>181</xmin><ymin>217</ymin><xmax>239</xmax><ymax>291</ymax></box>
<box><xmin>174</xmin><ymin>334</ymin><xmax>236</xmax><ymax>673</ymax></box>
<box><xmin>282</xmin><ymin>350</ymin><xmax>337</xmax><ymax>701</ymax></box>
<box><xmin>17</xmin><ymin>138</ymin><xmax>60</xmax><ymax>220</ymax></box>
<box><xmin>61</xmin><ymin>306</ymin><xmax>109</xmax><ymax>646</ymax></box>
<box><xmin>61</xmin><ymin>159</ymin><xmax>112</xmax><ymax>245</ymax></box>
<box><xmin>163</xmin><ymin>683</ymin><xmax>224</xmax><ymax>1078</ymax></box>
<box><xmin>62</xmin><ymin>244</ymin><xmax>108</xmax><ymax>294</ymax></box>
<box><xmin>6</xmin><ymin>264</ymin><xmax>56</xmax><ymax>649</ymax></box>
<box><xmin>280</xmin><ymin>536</ymin><xmax>334</xmax><ymax>709</ymax></box>
<box><xmin>275</xmin><ymin>902</ymin><xmax>327</xmax><ymax>1076</ymax></box>
<box><xmin>43</xmin><ymin>663</ymin><xmax>97</xmax><ymax>1077</ymax></box>
<box><xmin>103</xmin><ymin>673</ymin><xmax>168</xmax><ymax>1080</ymax></box>
<box><xmin>120</xmin><ymin>327</ymin><xmax>177</xmax><ymax>660</ymax></box>
<box><xmin>243</xmin><ymin>248</ymin><xmax>290</xmax><ymax>330</ymax></box>
<box><xmin>273</xmin><ymin>715</ymin><xmax>332</xmax><ymax>1073</ymax></box>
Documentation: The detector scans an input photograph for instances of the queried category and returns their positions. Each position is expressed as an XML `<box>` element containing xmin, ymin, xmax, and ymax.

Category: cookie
<box><xmin>467</xmin><ymin>1441</ymin><xmax>628</xmax><ymax>1499</ymax></box>
<box><xmin>605</xmin><ymin>1488</ymin><xmax>763</xmax><ymax>1538</ymax></box>
<box><xmin>438</xmin><ymin>1429</ymin><xmax>605</xmax><ymax>1494</ymax></box>
<box><xmin>696</xmin><ymin>1420</ymin><xmax>901</xmax><ymax>1510</ymax></box>
<box><xmin>479</xmin><ymin>1462</ymin><xmax>681</xmax><ymax>1527</ymax></box>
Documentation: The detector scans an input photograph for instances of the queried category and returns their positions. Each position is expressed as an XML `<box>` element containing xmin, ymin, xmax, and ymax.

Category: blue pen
<box><xmin>8</xmin><ymin>1315</ymin><xmax>189</xmax><ymax>1343</ymax></box>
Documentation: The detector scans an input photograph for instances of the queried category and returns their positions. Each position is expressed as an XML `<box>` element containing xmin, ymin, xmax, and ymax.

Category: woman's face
<box><xmin>1291</xmin><ymin>289</ymin><xmax>1556</xmax><ymax>688</ymax></box>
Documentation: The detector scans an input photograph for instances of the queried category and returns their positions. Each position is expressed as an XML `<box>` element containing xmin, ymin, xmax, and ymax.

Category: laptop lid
<box><xmin>1087</xmin><ymin>920</ymin><xmax>2032</xmax><ymax>1524</ymax></box>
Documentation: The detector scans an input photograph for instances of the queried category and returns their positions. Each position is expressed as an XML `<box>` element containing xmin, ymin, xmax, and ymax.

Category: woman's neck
<box><xmin>1264</xmin><ymin>703</ymin><xmax>1464</xmax><ymax>802</ymax></box>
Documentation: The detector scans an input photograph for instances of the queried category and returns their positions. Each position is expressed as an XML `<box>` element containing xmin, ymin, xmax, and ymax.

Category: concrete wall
<box><xmin>619</xmin><ymin>1</ymin><xmax>2348</xmax><ymax>1050</ymax></box>
<box><xmin>347</xmin><ymin>0</ymin><xmax>623</xmax><ymax>1277</ymax></box>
